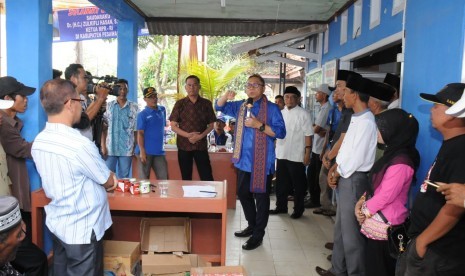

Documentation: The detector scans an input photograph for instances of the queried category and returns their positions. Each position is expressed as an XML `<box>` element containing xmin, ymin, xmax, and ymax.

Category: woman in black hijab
<box><xmin>355</xmin><ymin>108</ymin><xmax>420</xmax><ymax>276</ymax></box>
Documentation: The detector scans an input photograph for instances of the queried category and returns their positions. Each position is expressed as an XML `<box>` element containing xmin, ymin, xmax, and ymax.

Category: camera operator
<box><xmin>64</xmin><ymin>64</ymin><xmax>109</xmax><ymax>144</ymax></box>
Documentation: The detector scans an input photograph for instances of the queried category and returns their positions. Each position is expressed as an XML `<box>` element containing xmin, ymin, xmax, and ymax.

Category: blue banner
<box><xmin>53</xmin><ymin>7</ymin><xmax>148</xmax><ymax>42</ymax></box>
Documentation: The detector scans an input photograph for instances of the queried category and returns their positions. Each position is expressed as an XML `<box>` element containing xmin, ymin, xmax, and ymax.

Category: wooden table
<box><xmin>133</xmin><ymin>149</ymin><xmax>237</xmax><ymax>209</ymax></box>
<box><xmin>31</xmin><ymin>180</ymin><xmax>228</xmax><ymax>265</ymax></box>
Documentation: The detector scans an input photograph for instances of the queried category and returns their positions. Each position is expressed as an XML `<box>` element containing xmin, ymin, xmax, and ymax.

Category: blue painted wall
<box><xmin>323</xmin><ymin>0</ymin><xmax>403</xmax><ymax>64</ymax></box>
<box><xmin>403</xmin><ymin>0</ymin><xmax>465</xmax><ymax>191</ymax></box>
<box><xmin>6</xmin><ymin>0</ymin><xmax>53</xmax><ymax>254</ymax></box>
<box><xmin>322</xmin><ymin>0</ymin><xmax>465</xmax><ymax>192</ymax></box>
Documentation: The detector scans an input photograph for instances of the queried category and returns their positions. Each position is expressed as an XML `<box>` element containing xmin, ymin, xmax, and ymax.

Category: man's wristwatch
<box><xmin>258</xmin><ymin>123</ymin><xmax>265</xmax><ymax>132</ymax></box>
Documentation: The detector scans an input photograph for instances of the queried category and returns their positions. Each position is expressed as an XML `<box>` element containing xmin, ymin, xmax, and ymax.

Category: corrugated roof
<box><xmin>146</xmin><ymin>18</ymin><xmax>319</xmax><ymax>36</ymax></box>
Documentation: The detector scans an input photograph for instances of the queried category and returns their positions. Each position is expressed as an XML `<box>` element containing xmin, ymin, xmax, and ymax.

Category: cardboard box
<box><xmin>140</xmin><ymin>218</ymin><xmax>191</xmax><ymax>253</ymax></box>
<box><xmin>191</xmin><ymin>266</ymin><xmax>247</xmax><ymax>276</ymax></box>
<box><xmin>104</xmin><ymin>240</ymin><xmax>141</xmax><ymax>275</ymax></box>
<box><xmin>142</xmin><ymin>254</ymin><xmax>210</xmax><ymax>275</ymax></box>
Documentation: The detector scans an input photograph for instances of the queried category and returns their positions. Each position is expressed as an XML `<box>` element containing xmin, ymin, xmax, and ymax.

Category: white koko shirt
<box><xmin>336</xmin><ymin>109</ymin><xmax>377</xmax><ymax>178</ymax></box>
<box><xmin>276</xmin><ymin>105</ymin><xmax>314</xmax><ymax>163</ymax></box>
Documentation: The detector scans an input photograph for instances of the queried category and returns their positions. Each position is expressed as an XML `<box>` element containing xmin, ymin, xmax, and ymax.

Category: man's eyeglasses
<box><xmin>245</xmin><ymin>83</ymin><xmax>264</xmax><ymax>89</ymax></box>
<box><xmin>64</xmin><ymin>98</ymin><xmax>85</xmax><ymax>104</ymax></box>
<box><xmin>16</xmin><ymin>225</ymin><xmax>26</xmax><ymax>240</ymax></box>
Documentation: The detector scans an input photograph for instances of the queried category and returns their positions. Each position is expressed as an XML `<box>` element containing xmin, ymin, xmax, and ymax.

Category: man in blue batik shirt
<box><xmin>101</xmin><ymin>79</ymin><xmax>139</xmax><ymax>178</ymax></box>
<box><xmin>216</xmin><ymin>74</ymin><xmax>286</xmax><ymax>251</ymax></box>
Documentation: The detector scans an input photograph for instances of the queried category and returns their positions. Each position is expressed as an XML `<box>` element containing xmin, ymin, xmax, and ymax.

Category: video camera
<box><xmin>85</xmin><ymin>74</ymin><xmax>121</xmax><ymax>96</ymax></box>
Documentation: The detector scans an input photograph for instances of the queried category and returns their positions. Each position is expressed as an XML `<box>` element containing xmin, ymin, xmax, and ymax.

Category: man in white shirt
<box><xmin>316</xmin><ymin>75</ymin><xmax>377</xmax><ymax>276</ymax></box>
<box><xmin>270</xmin><ymin>86</ymin><xmax>313</xmax><ymax>219</ymax></box>
<box><xmin>32</xmin><ymin>79</ymin><xmax>117</xmax><ymax>276</ymax></box>
<box><xmin>305</xmin><ymin>84</ymin><xmax>332</xmax><ymax>208</ymax></box>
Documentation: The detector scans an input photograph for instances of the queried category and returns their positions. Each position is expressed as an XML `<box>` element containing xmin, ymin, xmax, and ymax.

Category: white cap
<box><xmin>445</xmin><ymin>88</ymin><xmax>465</xmax><ymax>118</ymax></box>
<box><xmin>0</xmin><ymin>99</ymin><xmax>13</xmax><ymax>109</ymax></box>
<box><xmin>311</xmin><ymin>84</ymin><xmax>331</xmax><ymax>96</ymax></box>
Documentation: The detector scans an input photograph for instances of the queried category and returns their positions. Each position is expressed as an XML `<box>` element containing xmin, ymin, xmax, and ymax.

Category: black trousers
<box><xmin>275</xmin><ymin>159</ymin><xmax>306</xmax><ymax>214</ymax></box>
<box><xmin>237</xmin><ymin>169</ymin><xmax>272</xmax><ymax>240</ymax></box>
<box><xmin>306</xmin><ymin>152</ymin><xmax>322</xmax><ymax>205</ymax></box>
<box><xmin>177</xmin><ymin>149</ymin><xmax>214</xmax><ymax>181</ymax></box>
<box><xmin>365</xmin><ymin>238</ymin><xmax>396</xmax><ymax>276</ymax></box>
<box><xmin>52</xmin><ymin>231</ymin><xmax>103</xmax><ymax>276</ymax></box>
<box><xmin>11</xmin><ymin>211</ymin><xmax>48</xmax><ymax>276</ymax></box>
<box><xmin>396</xmin><ymin>238</ymin><xmax>465</xmax><ymax>276</ymax></box>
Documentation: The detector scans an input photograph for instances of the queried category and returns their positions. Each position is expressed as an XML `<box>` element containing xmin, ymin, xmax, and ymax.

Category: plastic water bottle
<box><xmin>209</xmin><ymin>134</ymin><xmax>216</xmax><ymax>152</ymax></box>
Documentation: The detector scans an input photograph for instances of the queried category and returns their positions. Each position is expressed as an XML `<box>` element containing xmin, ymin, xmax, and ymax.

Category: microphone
<box><xmin>246</xmin><ymin>98</ymin><xmax>253</xmax><ymax>118</ymax></box>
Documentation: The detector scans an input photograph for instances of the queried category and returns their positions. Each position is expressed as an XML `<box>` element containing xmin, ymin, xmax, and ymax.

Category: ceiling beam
<box><xmin>260</xmin><ymin>45</ymin><xmax>319</xmax><ymax>60</ymax></box>
<box><xmin>256</xmin><ymin>54</ymin><xmax>305</xmax><ymax>68</ymax></box>
<box><xmin>230</xmin><ymin>24</ymin><xmax>326</xmax><ymax>55</ymax></box>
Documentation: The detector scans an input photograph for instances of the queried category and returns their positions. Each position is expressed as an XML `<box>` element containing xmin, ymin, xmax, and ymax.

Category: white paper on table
<box><xmin>182</xmin><ymin>185</ymin><xmax>217</xmax><ymax>198</ymax></box>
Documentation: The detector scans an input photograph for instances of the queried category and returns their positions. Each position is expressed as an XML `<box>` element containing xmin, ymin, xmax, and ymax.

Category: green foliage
<box><xmin>138</xmin><ymin>36</ymin><xmax>178</xmax><ymax>95</ymax></box>
<box><xmin>138</xmin><ymin>35</ymin><xmax>266</xmax><ymax>107</ymax></box>
<box><xmin>206</xmin><ymin>36</ymin><xmax>259</xmax><ymax>96</ymax></box>
<box><xmin>207</xmin><ymin>36</ymin><xmax>253</xmax><ymax>69</ymax></box>
<box><xmin>179</xmin><ymin>58</ymin><xmax>252</xmax><ymax>102</ymax></box>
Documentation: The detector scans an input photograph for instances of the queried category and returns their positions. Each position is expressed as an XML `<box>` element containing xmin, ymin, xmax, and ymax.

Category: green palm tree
<box><xmin>178</xmin><ymin>57</ymin><xmax>252</xmax><ymax>102</ymax></box>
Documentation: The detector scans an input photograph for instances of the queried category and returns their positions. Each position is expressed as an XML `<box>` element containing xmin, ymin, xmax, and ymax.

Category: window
<box><xmin>392</xmin><ymin>0</ymin><xmax>405</xmax><ymax>15</ymax></box>
<box><xmin>353</xmin><ymin>0</ymin><xmax>363</xmax><ymax>38</ymax></box>
<box><xmin>340</xmin><ymin>10</ymin><xmax>348</xmax><ymax>45</ymax></box>
<box><xmin>370</xmin><ymin>0</ymin><xmax>381</xmax><ymax>29</ymax></box>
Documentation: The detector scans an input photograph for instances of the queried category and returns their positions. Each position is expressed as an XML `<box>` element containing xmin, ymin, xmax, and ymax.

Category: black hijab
<box><xmin>370</xmin><ymin>109</ymin><xmax>420</xmax><ymax>191</ymax></box>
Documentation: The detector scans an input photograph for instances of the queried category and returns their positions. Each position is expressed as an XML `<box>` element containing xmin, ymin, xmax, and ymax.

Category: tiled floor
<box><xmin>226</xmin><ymin>196</ymin><xmax>335</xmax><ymax>276</ymax></box>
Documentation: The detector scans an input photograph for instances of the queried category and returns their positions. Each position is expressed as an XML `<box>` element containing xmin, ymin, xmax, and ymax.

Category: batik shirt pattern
<box><xmin>104</xmin><ymin>100</ymin><xmax>139</xmax><ymax>156</ymax></box>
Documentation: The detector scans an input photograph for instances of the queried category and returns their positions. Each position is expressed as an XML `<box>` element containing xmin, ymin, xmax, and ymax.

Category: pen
<box><xmin>199</xmin><ymin>191</ymin><xmax>217</xmax><ymax>194</ymax></box>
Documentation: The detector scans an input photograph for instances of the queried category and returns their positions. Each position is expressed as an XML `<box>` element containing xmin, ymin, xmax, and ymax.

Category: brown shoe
<box><xmin>313</xmin><ymin>208</ymin><xmax>325</xmax><ymax>215</ymax></box>
<box><xmin>324</xmin><ymin>242</ymin><xmax>334</xmax><ymax>250</ymax></box>
<box><xmin>315</xmin><ymin>266</ymin><xmax>335</xmax><ymax>276</ymax></box>
<box><xmin>322</xmin><ymin>210</ymin><xmax>336</xmax><ymax>217</ymax></box>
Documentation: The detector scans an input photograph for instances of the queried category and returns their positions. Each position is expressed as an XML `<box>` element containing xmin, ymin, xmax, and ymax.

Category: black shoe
<box><xmin>327</xmin><ymin>254</ymin><xmax>332</xmax><ymax>261</ymax></box>
<box><xmin>234</xmin><ymin>226</ymin><xmax>254</xmax><ymax>237</ymax></box>
<box><xmin>315</xmin><ymin>266</ymin><xmax>335</xmax><ymax>276</ymax></box>
<box><xmin>290</xmin><ymin>211</ymin><xmax>303</xmax><ymax>219</ymax></box>
<box><xmin>304</xmin><ymin>201</ymin><xmax>321</xmax><ymax>209</ymax></box>
<box><xmin>269</xmin><ymin>208</ymin><xmax>288</xmax><ymax>214</ymax></box>
<box><xmin>324</xmin><ymin>242</ymin><xmax>334</xmax><ymax>250</ymax></box>
<box><xmin>242</xmin><ymin>237</ymin><xmax>263</xmax><ymax>250</ymax></box>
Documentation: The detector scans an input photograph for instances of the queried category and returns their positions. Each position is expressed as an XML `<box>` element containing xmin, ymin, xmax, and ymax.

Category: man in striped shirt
<box><xmin>32</xmin><ymin>79</ymin><xmax>117</xmax><ymax>276</ymax></box>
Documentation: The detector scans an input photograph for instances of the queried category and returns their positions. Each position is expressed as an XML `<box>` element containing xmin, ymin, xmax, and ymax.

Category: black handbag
<box><xmin>378</xmin><ymin>212</ymin><xmax>411</xmax><ymax>259</ymax></box>
<box><xmin>387</xmin><ymin>217</ymin><xmax>410</xmax><ymax>259</ymax></box>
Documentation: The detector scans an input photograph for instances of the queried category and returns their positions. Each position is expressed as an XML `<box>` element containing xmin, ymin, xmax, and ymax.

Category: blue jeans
<box><xmin>105</xmin><ymin>156</ymin><xmax>132</xmax><ymax>178</ymax></box>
